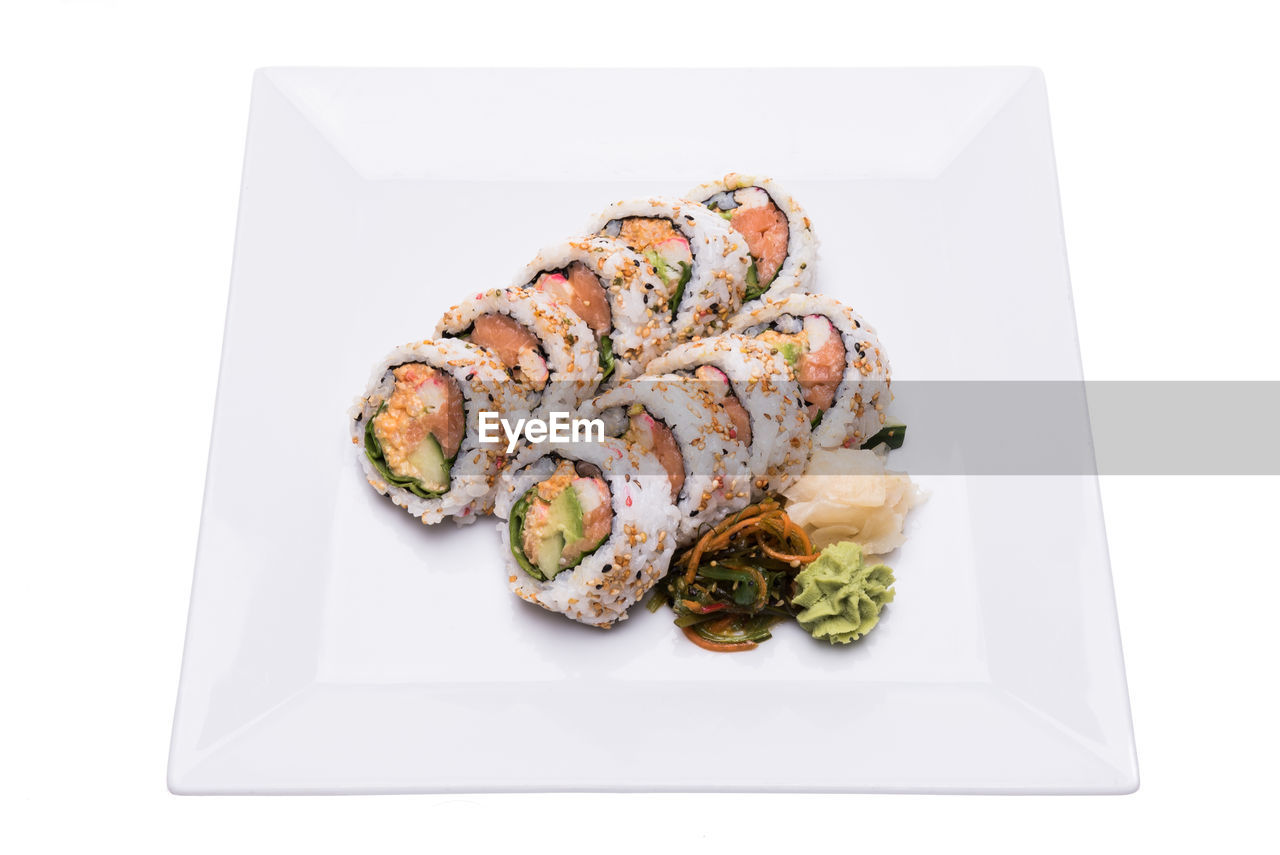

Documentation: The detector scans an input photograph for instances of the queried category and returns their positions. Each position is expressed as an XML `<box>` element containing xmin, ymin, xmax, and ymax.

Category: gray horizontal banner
<box><xmin>886</xmin><ymin>381</ymin><xmax>1280</xmax><ymax>475</ymax></box>
<box><xmin>472</xmin><ymin>380</ymin><xmax>1280</xmax><ymax>475</ymax></box>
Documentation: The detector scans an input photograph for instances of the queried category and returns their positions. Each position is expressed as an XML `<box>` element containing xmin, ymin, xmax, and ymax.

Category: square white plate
<box><xmin>169</xmin><ymin>68</ymin><xmax>1137</xmax><ymax>794</ymax></box>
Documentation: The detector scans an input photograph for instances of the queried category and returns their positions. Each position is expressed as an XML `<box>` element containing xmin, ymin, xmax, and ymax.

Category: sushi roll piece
<box><xmin>580</xmin><ymin>376</ymin><xmax>752</xmax><ymax>545</ymax></box>
<box><xmin>494</xmin><ymin>437</ymin><xmax>681</xmax><ymax>627</ymax></box>
<box><xmin>512</xmin><ymin>236</ymin><xmax>674</xmax><ymax>383</ymax></box>
<box><xmin>587</xmin><ymin>196</ymin><xmax>752</xmax><ymax>342</ymax></box>
<box><xmin>727</xmin><ymin>293</ymin><xmax>891</xmax><ymax>450</ymax></box>
<box><xmin>644</xmin><ymin>334</ymin><xmax>812</xmax><ymax>498</ymax></box>
<box><xmin>435</xmin><ymin>286</ymin><xmax>602</xmax><ymax>412</ymax></box>
<box><xmin>349</xmin><ymin>339</ymin><xmax>531</xmax><ymax>525</ymax></box>
<box><xmin>689</xmin><ymin>173</ymin><xmax>818</xmax><ymax>308</ymax></box>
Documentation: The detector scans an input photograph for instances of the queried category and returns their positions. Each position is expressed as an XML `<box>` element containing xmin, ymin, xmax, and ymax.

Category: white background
<box><xmin>1</xmin><ymin>1</ymin><xmax>1276</xmax><ymax>852</ymax></box>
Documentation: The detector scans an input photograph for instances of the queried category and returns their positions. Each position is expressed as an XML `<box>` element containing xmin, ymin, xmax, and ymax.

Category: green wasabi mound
<box><xmin>791</xmin><ymin>541</ymin><xmax>895</xmax><ymax>644</ymax></box>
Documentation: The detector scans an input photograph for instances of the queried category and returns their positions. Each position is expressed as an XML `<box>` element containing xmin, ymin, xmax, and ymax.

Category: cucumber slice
<box><xmin>407</xmin><ymin>434</ymin><xmax>449</xmax><ymax>493</ymax></box>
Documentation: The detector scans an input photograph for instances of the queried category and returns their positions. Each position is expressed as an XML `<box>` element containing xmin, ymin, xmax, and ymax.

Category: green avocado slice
<box><xmin>535</xmin><ymin>534</ymin><xmax>565</xmax><ymax>581</ymax></box>
<box><xmin>511</xmin><ymin>482</ymin><xmax>586</xmax><ymax>582</ymax></box>
<box><xmin>777</xmin><ymin>340</ymin><xmax>802</xmax><ymax>366</ymax></box>
<box><xmin>537</xmin><ymin>486</ymin><xmax>584</xmax><ymax>578</ymax></box>
<box><xmin>551</xmin><ymin>482</ymin><xmax>585</xmax><ymax>542</ymax></box>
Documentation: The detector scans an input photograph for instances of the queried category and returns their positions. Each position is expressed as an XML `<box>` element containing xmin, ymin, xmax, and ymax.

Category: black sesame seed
<box><xmin>602</xmin><ymin>564</ymin><xmax>612</xmax><ymax>573</ymax></box>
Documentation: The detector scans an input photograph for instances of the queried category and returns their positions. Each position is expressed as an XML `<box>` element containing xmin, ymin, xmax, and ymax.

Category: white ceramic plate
<box><xmin>168</xmin><ymin>68</ymin><xmax>1137</xmax><ymax>794</ymax></box>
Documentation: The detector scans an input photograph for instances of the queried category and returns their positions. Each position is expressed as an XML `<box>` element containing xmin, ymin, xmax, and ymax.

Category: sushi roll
<box><xmin>727</xmin><ymin>293</ymin><xmax>891</xmax><ymax>450</ymax></box>
<box><xmin>512</xmin><ymin>236</ymin><xmax>674</xmax><ymax>383</ymax></box>
<box><xmin>580</xmin><ymin>376</ymin><xmax>752</xmax><ymax>545</ymax></box>
<box><xmin>494</xmin><ymin>437</ymin><xmax>681</xmax><ymax>627</ymax></box>
<box><xmin>587</xmin><ymin>196</ymin><xmax>752</xmax><ymax>342</ymax></box>
<box><xmin>349</xmin><ymin>339</ymin><xmax>530</xmax><ymax>525</ymax></box>
<box><xmin>644</xmin><ymin>334</ymin><xmax>812</xmax><ymax>498</ymax></box>
<box><xmin>689</xmin><ymin>173</ymin><xmax>818</xmax><ymax>308</ymax></box>
<box><xmin>435</xmin><ymin>286</ymin><xmax>602</xmax><ymax>412</ymax></box>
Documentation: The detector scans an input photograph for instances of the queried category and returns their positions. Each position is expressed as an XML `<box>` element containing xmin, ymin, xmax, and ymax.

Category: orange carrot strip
<box><xmin>682</xmin><ymin>625</ymin><xmax>757</xmax><ymax>653</ymax></box>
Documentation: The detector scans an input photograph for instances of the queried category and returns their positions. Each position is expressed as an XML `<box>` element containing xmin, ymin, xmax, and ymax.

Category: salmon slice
<box><xmin>627</xmin><ymin>409</ymin><xmax>686</xmax><ymax>500</ymax></box>
<box><xmin>695</xmin><ymin>364</ymin><xmax>753</xmax><ymax>446</ymax></box>
<box><xmin>563</xmin><ymin>477</ymin><xmax>612</xmax><ymax>565</ymax></box>
<box><xmin>373</xmin><ymin>363</ymin><xmax>465</xmax><ymax>472</ymax></box>
<box><xmin>797</xmin><ymin>315</ymin><xmax>845</xmax><ymax>417</ymax></box>
<box><xmin>536</xmin><ymin>261</ymin><xmax>612</xmax><ymax>336</ymax></box>
<box><xmin>470</xmin><ymin>313</ymin><xmax>548</xmax><ymax>390</ymax></box>
<box><xmin>721</xmin><ymin>395</ymin><xmax>753</xmax><ymax>446</ymax></box>
<box><xmin>730</xmin><ymin>199</ymin><xmax>789</xmax><ymax>285</ymax></box>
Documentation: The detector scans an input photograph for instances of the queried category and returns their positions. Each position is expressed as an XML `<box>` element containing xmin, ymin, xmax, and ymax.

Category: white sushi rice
<box><xmin>580</xmin><ymin>376</ymin><xmax>752</xmax><ymax>545</ymax></box>
<box><xmin>644</xmin><ymin>334</ymin><xmax>812</xmax><ymax>498</ymax></box>
<box><xmin>510</xmin><ymin>236</ymin><xmax>674</xmax><ymax>382</ymax></box>
<box><xmin>435</xmin><ymin>286</ymin><xmax>602</xmax><ymax>413</ymax></box>
<box><xmin>493</xmin><ymin>437</ymin><xmax>681</xmax><ymax>628</ymax></box>
<box><xmin>728</xmin><ymin>293</ymin><xmax>892</xmax><ymax>449</ymax></box>
<box><xmin>349</xmin><ymin>339</ymin><xmax>533</xmax><ymax>525</ymax></box>
<box><xmin>586</xmin><ymin>196</ymin><xmax>751</xmax><ymax>342</ymax></box>
<box><xmin>689</xmin><ymin>173</ymin><xmax>819</xmax><ymax>311</ymax></box>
